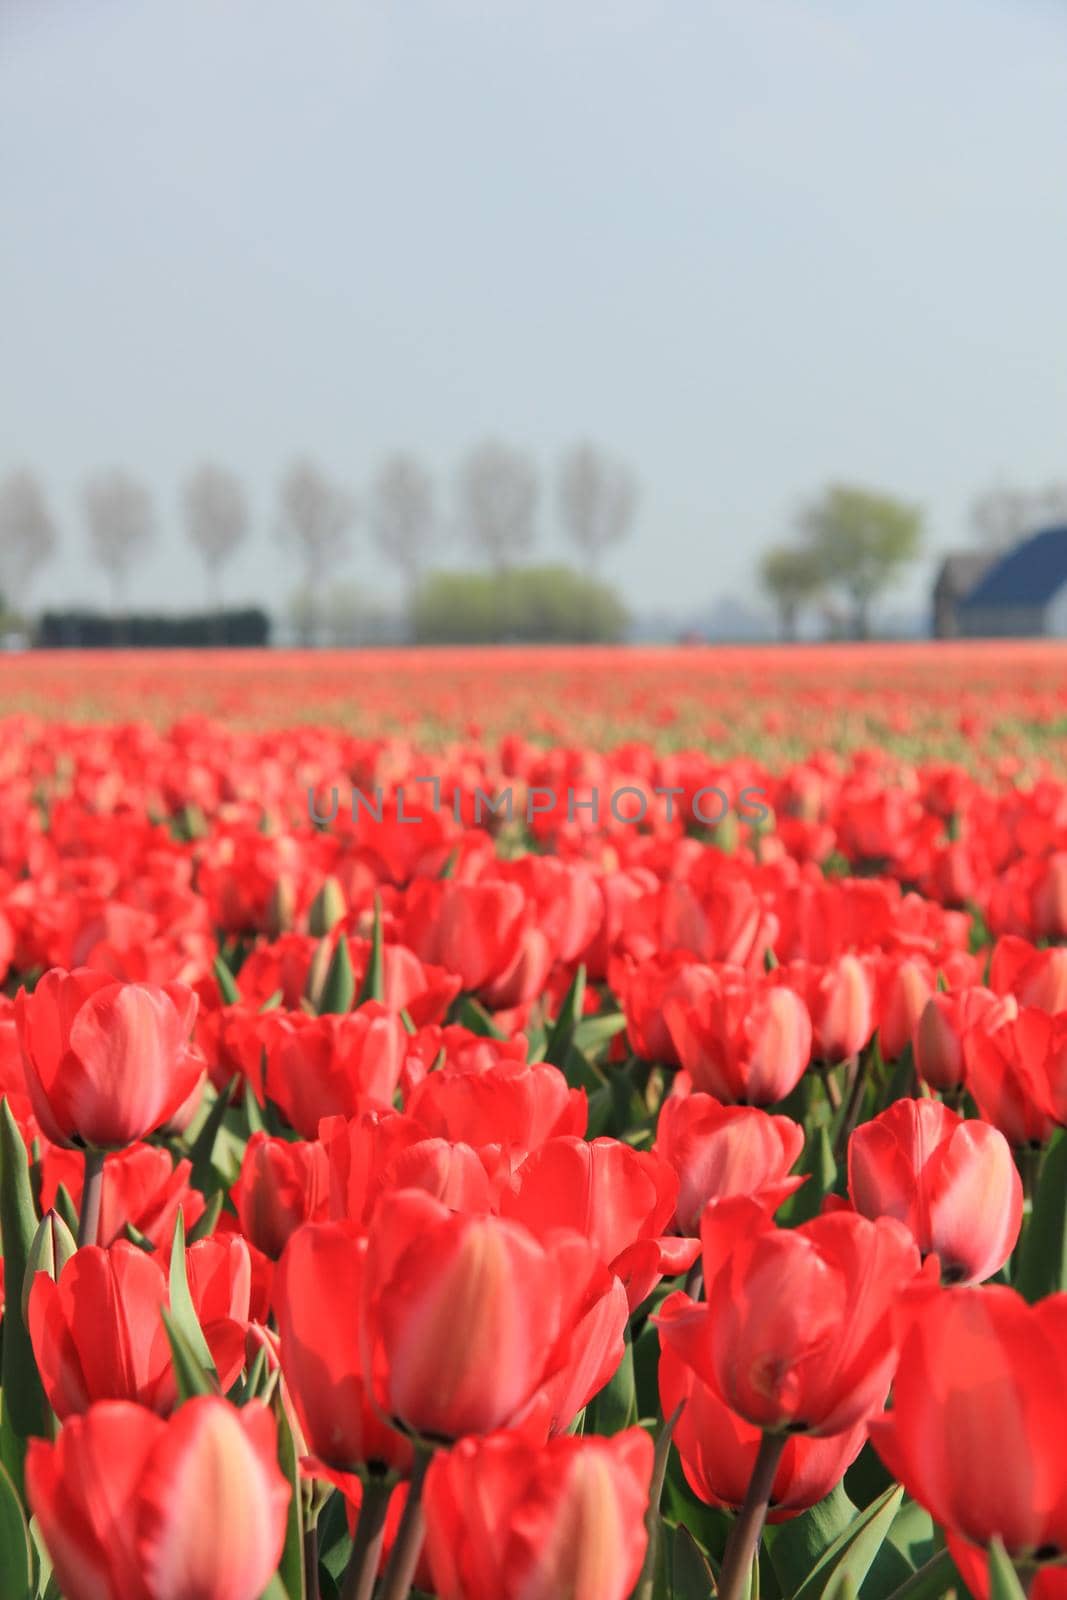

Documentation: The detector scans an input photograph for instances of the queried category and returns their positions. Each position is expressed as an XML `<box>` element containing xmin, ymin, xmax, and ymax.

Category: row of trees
<box><xmin>760</xmin><ymin>478</ymin><xmax>1067</xmax><ymax>641</ymax></box>
<box><xmin>0</xmin><ymin>442</ymin><xmax>639</xmax><ymax>634</ymax></box>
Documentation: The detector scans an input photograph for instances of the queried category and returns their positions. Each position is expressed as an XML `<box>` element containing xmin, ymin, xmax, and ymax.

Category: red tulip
<box><xmin>615</xmin><ymin>952</ymin><xmax>713</xmax><ymax>1066</ymax></box>
<box><xmin>500</xmin><ymin>1134</ymin><xmax>695</xmax><ymax>1309</ymax></box>
<box><xmin>876</xmin><ymin>956</ymin><xmax>935</xmax><ymax>1062</ymax></box>
<box><xmin>39</xmin><ymin>1142</ymin><xmax>206</xmax><ymax>1248</ymax></box>
<box><xmin>230</xmin><ymin>1130</ymin><xmax>330</xmax><ymax>1259</ymax></box>
<box><xmin>26</xmin><ymin>1397</ymin><xmax>290</xmax><ymax>1600</ymax></box>
<box><xmin>655</xmin><ymin>1089</ymin><xmax>805</xmax><ymax>1235</ymax></box>
<box><xmin>404</xmin><ymin>1058</ymin><xmax>586</xmax><ymax>1177</ymax></box>
<box><xmin>320</xmin><ymin>1109</ymin><xmax>495</xmax><ymax>1223</ymax></box>
<box><xmin>659</xmin><ymin>1338</ymin><xmax>867</xmax><ymax>1518</ymax></box>
<box><xmin>275</xmin><ymin>1222</ymin><xmax>412</xmax><ymax>1473</ymax></box>
<box><xmin>656</xmin><ymin>1198</ymin><xmax>921</xmax><ymax>1435</ymax></box>
<box><xmin>911</xmin><ymin>986</ymin><xmax>1017</xmax><ymax>1094</ymax></box>
<box><xmin>963</xmin><ymin>1008</ymin><xmax>1059</xmax><ymax>1146</ymax></box>
<box><xmin>804</xmin><ymin>954</ymin><xmax>878</xmax><ymax>1063</ymax></box>
<box><xmin>869</xmin><ymin>1285</ymin><xmax>1067</xmax><ymax>1584</ymax></box>
<box><xmin>360</xmin><ymin>1189</ymin><xmax>627</xmax><ymax>1441</ymax></box>
<box><xmin>663</xmin><ymin>968</ymin><xmax>812</xmax><ymax>1105</ymax></box>
<box><xmin>263</xmin><ymin>1004</ymin><xmax>408</xmax><ymax>1138</ymax></box>
<box><xmin>29</xmin><ymin>1239</ymin><xmax>251</xmax><ymax>1418</ymax></box>
<box><xmin>423</xmin><ymin>1428</ymin><xmax>653</xmax><ymax>1600</ymax></box>
<box><xmin>990</xmin><ymin>934</ymin><xmax>1067</xmax><ymax>1015</ymax></box>
<box><xmin>847</xmin><ymin>1098</ymin><xmax>1021</xmax><ymax>1284</ymax></box>
<box><xmin>15</xmin><ymin>968</ymin><xmax>202</xmax><ymax>1148</ymax></box>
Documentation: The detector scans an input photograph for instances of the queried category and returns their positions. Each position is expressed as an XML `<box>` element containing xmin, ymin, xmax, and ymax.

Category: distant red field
<box><xmin>3</xmin><ymin>641</ymin><xmax>1067</xmax><ymax>764</ymax></box>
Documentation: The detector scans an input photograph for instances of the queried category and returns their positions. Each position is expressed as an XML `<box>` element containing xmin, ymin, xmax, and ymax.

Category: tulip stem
<box><xmin>304</xmin><ymin>1523</ymin><xmax>321</xmax><ymax>1600</ymax></box>
<box><xmin>78</xmin><ymin>1148</ymin><xmax>105</xmax><ymax>1248</ymax></box>
<box><xmin>376</xmin><ymin>1446</ymin><xmax>432</xmax><ymax>1600</ymax></box>
<box><xmin>716</xmin><ymin>1430</ymin><xmax>787</xmax><ymax>1600</ymax></box>
<box><xmin>634</xmin><ymin>1401</ymin><xmax>685</xmax><ymax>1600</ymax></box>
<box><xmin>340</xmin><ymin>1474</ymin><xmax>392</xmax><ymax>1600</ymax></box>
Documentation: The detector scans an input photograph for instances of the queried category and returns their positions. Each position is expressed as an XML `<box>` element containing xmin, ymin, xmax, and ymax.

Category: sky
<box><xmin>3</xmin><ymin>0</ymin><xmax>1067</xmax><ymax>624</ymax></box>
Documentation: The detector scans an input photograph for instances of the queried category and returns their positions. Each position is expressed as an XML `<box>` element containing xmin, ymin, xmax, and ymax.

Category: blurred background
<box><xmin>2</xmin><ymin>0</ymin><xmax>1066</xmax><ymax>647</ymax></box>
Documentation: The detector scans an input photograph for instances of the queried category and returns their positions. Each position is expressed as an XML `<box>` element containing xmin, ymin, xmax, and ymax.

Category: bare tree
<box><xmin>456</xmin><ymin>439</ymin><xmax>539</xmax><ymax>574</ymax></box>
<box><xmin>0</xmin><ymin>468</ymin><xmax>59</xmax><ymax>612</ymax></box>
<box><xmin>970</xmin><ymin>482</ymin><xmax>1067</xmax><ymax>551</ymax></box>
<box><xmin>181</xmin><ymin>463</ymin><xmax>250</xmax><ymax>610</ymax></box>
<box><xmin>367</xmin><ymin>453</ymin><xmax>435</xmax><ymax>618</ymax></box>
<box><xmin>83</xmin><ymin>470</ymin><xmax>154</xmax><ymax>614</ymax></box>
<box><xmin>970</xmin><ymin>485</ymin><xmax>1034</xmax><ymax>552</ymax></box>
<box><xmin>276</xmin><ymin>459</ymin><xmax>356</xmax><ymax>646</ymax></box>
<box><xmin>557</xmin><ymin>442</ymin><xmax>638</xmax><ymax>572</ymax></box>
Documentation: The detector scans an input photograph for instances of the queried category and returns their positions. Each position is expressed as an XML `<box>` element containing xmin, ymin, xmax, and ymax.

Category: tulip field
<box><xmin>1</xmin><ymin>642</ymin><xmax>1067</xmax><ymax>1600</ymax></box>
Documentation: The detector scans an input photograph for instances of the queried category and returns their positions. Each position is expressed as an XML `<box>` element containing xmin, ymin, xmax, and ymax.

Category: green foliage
<box><xmin>799</xmin><ymin>484</ymin><xmax>923</xmax><ymax>637</ymax></box>
<box><xmin>759</xmin><ymin>544</ymin><xmax>824</xmax><ymax>638</ymax></box>
<box><xmin>412</xmin><ymin>564</ymin><xmax>629</xmax><ymax>644</ymax></box>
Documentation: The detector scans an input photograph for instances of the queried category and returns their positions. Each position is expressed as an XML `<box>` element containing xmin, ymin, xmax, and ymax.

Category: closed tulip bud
<box><xmin>423</xmin><ymin>1429</ymin><xmax>653</xmax><ymax>1600</ymax></box>
<box><xmin>265</xmin><ymin>875</ymin><xmax>297</xmax><ymax>938</ymax></box>
<box><xmin>230</xmin><ymin>1130</ymin><xmax>330</xmax><ymax>1260</ymax></box>
<box><xmin>21</xmin><ymin>1208</ymin><xmax>77</xmax><ymax>1326</ymax></box>
<box><xmin>15</xmin><ymin>969</ymin><xmax>202</xmax><ymax>1150</ymax></box>
<box><xmin>877</xmin><ymin>957</ymin><xmax>934</xmax><ymax>1062</ymax></box>
<box><xmin>304</xmin><ymin>937</ymin><xmax>333</xmax><ymax>1010</ymax></box>
<box><xmin>912</xmin><ymin>986</ymin><xmax>1016</xmax><ymax>1094</ymax></box>
<box><xmin>308</xmin><ymin>876</ymin><xmax>347</xmax><ymax>937</ymax></box>
<box><xmin>848</xmin><ymin>1099</ymin><xmax>1022</xmax><ymax>1284</ymax></box>
<box><xmin>27</xmin><ymin>1398</ymin><xmax>290</xmax><ymax>1600</ymax></box>
<box><xmin>809</xmin><ymin>954</ymin><xmax>877</xmax><ymax>1063</ymax></box>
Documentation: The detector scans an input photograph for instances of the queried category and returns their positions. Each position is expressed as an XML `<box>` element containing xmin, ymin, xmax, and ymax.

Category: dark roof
<box><xmin>933</xmin><ymin>551</ymin><xmax>995</xmax><ymax>601</ymax></box>
<box><xmin>960</xmin><ymin>525</ymin><xmax>1067</xmax><ymax>610</ymax></box>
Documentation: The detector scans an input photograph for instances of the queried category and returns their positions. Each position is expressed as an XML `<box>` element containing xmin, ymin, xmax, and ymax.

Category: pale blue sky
<box><xmin>3</xmin><ymin>0</ymin><xmax>1066</xmax><ymax>620</ymax></box>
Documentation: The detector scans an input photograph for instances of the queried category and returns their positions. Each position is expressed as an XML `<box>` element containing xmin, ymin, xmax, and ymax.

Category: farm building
<box><xmin>937</xmin><ymin>526</ymin><xmax>1067</xmax><ymax>638</ymax></box>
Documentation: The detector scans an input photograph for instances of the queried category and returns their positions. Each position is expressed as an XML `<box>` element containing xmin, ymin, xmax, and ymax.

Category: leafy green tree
<box><xmin>758</xmin><ymin>543</ymin><xmax>823</xmax><ymax>640</ymax></box>
<box><xmin>800</xmin><ymin>483</ymin><xmax>923</xmax><ymax>638</ymax></box>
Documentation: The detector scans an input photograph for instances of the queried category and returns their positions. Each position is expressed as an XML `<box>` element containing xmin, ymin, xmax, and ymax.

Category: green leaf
<box><xmin>274</xmin><ymin>1392</ymin><xmax>305</xmax><ymax>1600</ymax></box>
<box><xmin>167</xmin><ymin>1212</ymin><xmax>217</xmax><ymax>1382</ymax></box>
<box><xmin>585</xmin><ymin>1326</ymin><xmax>637</xmax><ymax>1435</ymax></box>
<box><xmin>766</xmin><ymin>1482</ymin><xmax>858</xmax><ymax>1596</ymax></box>
<box><xmin>161</xmin><ymin>1310</ymin><xmax>215</xmax><ymax>1402</ymax></box>
<box><xmin>778</xmin><ymin>1125</ymin><xmax>837</xmax><ymax>1227</ymax></box>
<box><xmin>399</xmin><ymin>1008</ymin><xmax>417</xmax><ymax>1037</ymax></box>
<box><xmin>259</xmin><ymin>989</ymin><xmax>285</xmax><ymax>1013</ymax></box>
<box><xmin>789</xmin><ymin>1484</ymin><xmax>904</xmax><ymax>1600</ymax></box>
<box><xmin>244</xmin><ymin>1080</ymin><xmax>269</xmax><ymax>1138</ymax></box>
<box><xmin>0</xmin><ymin>1099</ymin><xmax>49</xmax><ymax>1448</ymax></box>
<box><xmin>213</xmin><ymin>953</ymin><xmax>242</xmax><ymax>1007</ymax></box>
<box><xmin>654</xmin><ymin>1522</ymin><xmax>717</xmax><ymax>1599</ymax></box>
<box><xmin>187</xmin><ymin>1190</ymin><xmax>225</xmax><ymax>1245</ymax></box>
<box><xmin>188</xmin><ymin>1078</ymin><xmax>239</xmax><ymax>1191</ymax></box>
<box><xmin>354</xmin><ymin>900</ymin><xmax>385</xmax><ymax>1006</ymax></box>
<box><xmin>572</xmin><ymin>1010</ymin><xmax>629</xmax><ymax>1056</ymax></box>
<box><xmin>987</xmin><ymin>1540</ymin><xmax>1028</xmax><ymax>1600</ymax></box>
<box><xmin>318</xmin><ymin>937</ymin><xmax>355</xmax><ymax>1015</ymax></box>
<box><xmin>1014</xmin><ymin>1128</ymin><xmax>1067</xmax><ymax>1301</ymax></box>
<box><xmin>49</xmin><ymin>1183</ymin><xmax>80</xmax><ymax>1241</ymax></box>
<box><xmin>453</xmin><ymin>997</ymin><xmax>507</xmax><ymax>1039</ymax></box>
<box><xmin>0</xmin><ymin>1459</ymin><xmax>32</xmax><ymax>1597</ymax></box>
<box><xmin>876</xmin><ymin>1547</ymin><xmax>958</xmax><ymax>1600</ymax></box>
<box><xmin>544</xmin><ymin>966</ymin><xmax>587</xmax><ymax>1067</ymax></box>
